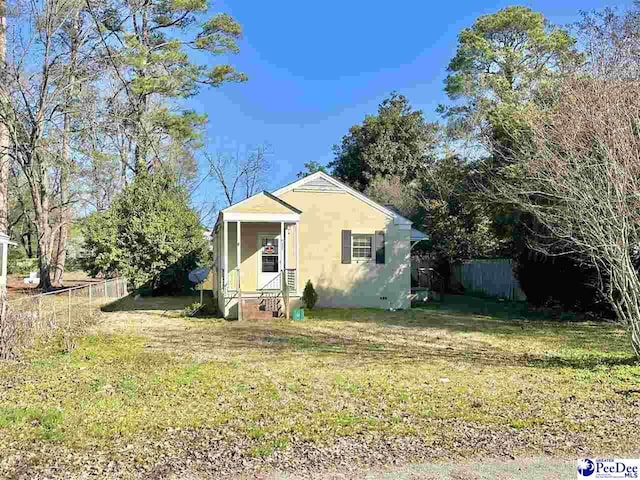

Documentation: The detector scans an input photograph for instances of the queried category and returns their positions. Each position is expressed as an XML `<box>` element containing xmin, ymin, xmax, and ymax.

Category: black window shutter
<box><xmin>375</xmin><ymin>231</ymin><xmax>385</xmax><ymax>264</ymax></box>
<box><xmin>341</xmin><ymin>230</ymin><xmax>352</xmax><ymax>264</ymax></box>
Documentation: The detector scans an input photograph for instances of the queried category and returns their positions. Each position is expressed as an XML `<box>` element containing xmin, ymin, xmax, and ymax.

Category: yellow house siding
<box><xmin>279</xmin><ymin>190</ymin><xmax>411</xmax><ymax>309</ymax></box>
<box><xmin>224</xmin><ymin>221</ymin><xmax>296</xmax><ymax>294</ymax></box>
<box><xmin>285</xmin><ymin>224</ymin><xmax>297</xmax><ymax>270</ymax></box>
<box><xmin>240</xmin><ymin>222</ymin><xmax>280</xmax><ymax>291</ymax></box>
<box><xmin>226</xmin><ymin>193</ymin><xmax>294</xmax><ymax>214</ymax></box>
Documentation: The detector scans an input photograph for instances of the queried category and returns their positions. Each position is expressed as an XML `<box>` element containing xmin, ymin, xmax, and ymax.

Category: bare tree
<box><xmin>3</xmin><ymin>0</ymin><xmax>98</xmax><ymax>290</ymax></box>
<box><xmin>0</xmin><ymin>0</ymin><xmax>8</xmax><ymax>235</ymax></box>
<box><xmin>51</xmin><ymin>5</ymin><xmax>92</xmax><ymax>286</ymax></box>
<box><xmin>495</xmin><ymin>76</ymin><xmax>640</xmax><ymax>356</ymax></box>
<box><xmin>206</xmin><ymin>144</ymin><xmax>272</xmax><ymax>207</ymax></box>
<box><xmin>493</xmin><ymin>7</ymin><xmax>640</xmax><ymax>356</ymax></box>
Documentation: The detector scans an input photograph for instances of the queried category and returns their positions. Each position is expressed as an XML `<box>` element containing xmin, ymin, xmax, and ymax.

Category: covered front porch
<box><xmin>214</xmin><ymin>209</ymin><xmax>301</xmax><ymax>319</ymax></box>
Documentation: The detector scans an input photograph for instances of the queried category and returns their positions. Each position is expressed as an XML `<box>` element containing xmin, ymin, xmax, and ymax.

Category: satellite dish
<box><xmin>188</xmin><ymin>267</ymin><xmax>210</xmax><ymax>284</ymax></box>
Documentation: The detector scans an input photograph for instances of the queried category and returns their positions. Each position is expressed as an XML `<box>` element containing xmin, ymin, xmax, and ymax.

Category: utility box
<box><xmin>292</xmin><ymin>308</ymin><xmax>305</xmax><ymax>321</ymax></box>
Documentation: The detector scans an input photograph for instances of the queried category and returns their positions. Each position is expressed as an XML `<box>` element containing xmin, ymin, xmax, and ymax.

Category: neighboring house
<box><xmin>211</xmin><ymin>172</ymin><xmax>427</xmax><ymax>319</ymax></box>
<box><xmin>0</xmin><ymin>233</ymin><xmax>17</xmax><ymax>289</ymax></box>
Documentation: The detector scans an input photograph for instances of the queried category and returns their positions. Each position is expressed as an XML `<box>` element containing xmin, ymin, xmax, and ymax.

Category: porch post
<box><xmin>236</xmin><ymin>221</ymin><xmax>242</xmax><ymax>287</ymax></box>
<box><xmin>280</xmin><ymin>221</ymin><xmax>285</xmax><ymax>281</ymax></box>
<box><xmin>278</xmin><ymin>222</ymin><xmax>286</xmax><ymax>272</ymax></box>
<box><xmin>223</xmin><ymin>220</ymin><xmax>228</xmax><ymax>294</ymax></box>
<box><xmin>296</xmin><ymin>221</ymin><xmax>300</xmax><ymax>294</ymax></box>
<box><xmin>237</xmin><ymin>221</ymin><xmax>242</xmax><ymax>320</ymax></box>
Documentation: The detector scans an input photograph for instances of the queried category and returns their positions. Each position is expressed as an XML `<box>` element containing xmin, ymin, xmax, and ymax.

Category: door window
<box><xmin>261</xmin><ymin>237</ymin><xmax>279</xmax><ymax>273</ymax></box>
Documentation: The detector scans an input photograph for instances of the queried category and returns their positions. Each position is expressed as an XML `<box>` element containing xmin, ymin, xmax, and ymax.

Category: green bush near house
<box><xmin>80</xmin><ymin>169</ymin><xmax>208</xmax><ymax>295</ymax></box>
<box><xmin>302</xmin><ymin>280</ymin><xmax>318</xmax><ymax>309</ymax></box>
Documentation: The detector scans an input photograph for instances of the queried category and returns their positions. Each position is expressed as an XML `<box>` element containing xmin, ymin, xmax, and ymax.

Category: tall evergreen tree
<box><xmin>87</xmin><ymin>0</ymin><xmax>247</xmax><ymax>176</ymax></box>
<box><xmin>81</xmin><ymin>169</ymin><xmax>207</xmax><ymax>293</ymax></box>
<box><xmin>442</xmin><ymin>5</ymin><xmax>580</xmax><ymax>148</ymax></box>
<box><xmin>330</xmin><ymin>93</ymin><xmax>439</xmax><ymax>190</ymax></box>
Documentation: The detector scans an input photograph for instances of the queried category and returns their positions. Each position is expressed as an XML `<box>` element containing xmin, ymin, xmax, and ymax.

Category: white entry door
<box><xmin>258</xmin><ymin>234</ymin><xmax>280</xmax><ymax>289</ymax></box>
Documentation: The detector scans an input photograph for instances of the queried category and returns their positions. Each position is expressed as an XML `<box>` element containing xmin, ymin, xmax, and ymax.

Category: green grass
<box><xmin>0</xmin><ymin>295</ymin><xmax>639</xmax><ymax>469</ymax></box>
<box><xmin>417</xmin><ymin>294</ymin><xmax>555</xmax><ymax>321</ymax></box>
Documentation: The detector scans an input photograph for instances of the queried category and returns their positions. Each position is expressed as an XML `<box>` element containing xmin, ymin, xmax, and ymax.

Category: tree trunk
<box><xmin>52</xmin><ymin>224</ymin><xmax>68</xmax><ymax>286</ymax></box>
<box><xmin>133</xmin><ymin>99</ymin><xmax>149</xmax><ymax>175</ymax></box>
<box><xmin>52</xmin><ymin>93</ymin><xmax>72</xmax><ymax>286</ymax></box>
<box><xmin>52</xmin><ymin>9</ymin><xmax>81</xmax><ymax>287</ymax></box>
<box><xmin>0</xmin><ymin>0</ymin><xmax>9</xmax><ymax>358</ymax></box>
<box><xmin>31</xmin><ymin>168</ymin><xmax>53</xmax><ymax>292</ymax></box>
<box><xmin>0</xmin><ymin>0</ymin><xmax>9</xmax><ymax>234</ymax></box>
<box><xmin>0</xmin><ymin>285</ymin><xmax>13</xmax><ymax>360</ymax></box>
<box><xmin>25</xmin><ymin>229</ymin><xmax>33</xmax><ymax>258</ymax></box>
<box><xmin>608</xmin><ymin>252</ymin><xmax>640</xmax><ymax>358</ymax></box>
<box><xmin>37</xmin><ymin>222</ymin><xmax>53</xmax><ymax>292</ymax></box>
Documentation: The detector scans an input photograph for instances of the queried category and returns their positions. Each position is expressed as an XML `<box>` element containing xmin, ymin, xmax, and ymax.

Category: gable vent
<box><xmin>294</xmin><ymin>176</ymin><xmax>343</xmax><ymax>193</ymax></box>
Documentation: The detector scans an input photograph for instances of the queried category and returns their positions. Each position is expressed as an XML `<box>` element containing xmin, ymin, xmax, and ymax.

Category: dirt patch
<box><xmin>6</xmin><ymin>272</ymin><xmax>102</xmax><ymax>299</ymax></box>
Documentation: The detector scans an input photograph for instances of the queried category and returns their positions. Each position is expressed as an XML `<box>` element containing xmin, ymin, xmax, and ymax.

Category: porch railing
<box><xmin>285</xmin><ymin>269</ymin><xmax>297</xmax><ymax>292</ymax></box>
<box><xmin>227</xmin><ymin>268</ymin><xmax>239</xmax><ymax>292</ymax></box>
<box><xmin>259</xmin><ymin>272</ymin><xmax>282</xmax><ymax>291</ymax></box>
<box><xmin>224</xmin><ymin>268</ymin><xmax>297</xmax><ymax>294</ymax></box>
<box><xmin>256</xmin><ymin>269</ymin><xmax>294</xmax><ymax>319</ymax></box>
<box><xmin>257</xmin><ymin>269</ymin><xmax>296</xmax><ymax>293</ymax></box>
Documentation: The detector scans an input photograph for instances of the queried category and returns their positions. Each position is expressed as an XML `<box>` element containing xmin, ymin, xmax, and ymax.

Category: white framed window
<box><xmin>261</xmin><ymin>236</ymin><xmax>279</xmax><ymax>273</ymax></box>
<box><xmin>352</xmin><ymin>234</ymin><xmax>373</xmax><ymax>261</ymax></box>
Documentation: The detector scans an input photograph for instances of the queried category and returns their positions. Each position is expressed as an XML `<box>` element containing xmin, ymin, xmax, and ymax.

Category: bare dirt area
<box><xmin>6</xmin><ymin>271</ymin><xmax>102</xmax><ymax>299</ymax></box>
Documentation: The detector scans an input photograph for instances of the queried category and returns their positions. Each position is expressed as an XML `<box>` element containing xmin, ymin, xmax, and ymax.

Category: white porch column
<box><xmin>237</xmin><ymin>221</ymin><xmax>242</xmax><ymax>321</ymax></box>
<box><xmin>296</xmin><ymin>222</ymin><xmax>300</xmax><ymax>294</ymax></box>
<box><xmin>280</xmin><ymin>221</ymin><xmax>285</xmax><ymax>278</ymax></box>
<box><xmin>223</xmin><ymin>221</ymin><xmax>228</xmax><ymax>293</ymax></box>
<box><xmin>236</xmin><ymin>221</ymin><xmax>241</xmax><ymax>290</ymax></box>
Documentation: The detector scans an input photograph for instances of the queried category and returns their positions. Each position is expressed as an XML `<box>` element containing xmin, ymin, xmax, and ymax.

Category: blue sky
<box><xmin>192</xmin><ymin>0</ymin><xmax>632</xmax><ymax>218</ymax></box>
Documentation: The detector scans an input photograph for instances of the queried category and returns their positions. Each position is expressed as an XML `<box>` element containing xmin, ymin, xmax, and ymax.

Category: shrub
<box><xmin>7</xmin><ymin>248</ymin><xmax>37</xmax><ymax>275</ymax></box>
<box><xmin>81</xmin><ymin>169</ymin><xmax>208</xmax><ymax>295</ymax></box>
<box><xmin>514</xmin><ymin>251</ymin><xmax>613</xmax><ymax>318</ymax></box>
<box><xmin>302</xmin><ymin>280</ymin><xmax>318</xmax><ymax>309</ymax></box>
<box><xmin>183</xmin><ymin>302</ymin><xmax>203</xmax><ymax>317</ymax></box>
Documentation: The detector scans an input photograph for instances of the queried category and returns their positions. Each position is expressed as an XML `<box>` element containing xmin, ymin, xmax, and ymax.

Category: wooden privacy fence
<box><xmin>1</xmin><ymin>278</ymin><xmax>128</xmax><ymax>359</ymax></box>
<box><xmin>453</xmin><ymin>259</ymin><xmax>526</xmax><ymax>301</ymax></box>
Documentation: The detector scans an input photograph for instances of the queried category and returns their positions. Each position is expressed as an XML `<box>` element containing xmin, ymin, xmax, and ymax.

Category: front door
<box><xmin>258</xmin><ymin>234</ymin><xmax>280</xmax><ymax>289</ymax></box>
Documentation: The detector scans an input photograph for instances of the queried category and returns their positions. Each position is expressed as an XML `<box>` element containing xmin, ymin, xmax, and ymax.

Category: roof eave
<box><xmin>273</xmin><ymin>171</ymin><xmax>414</xmax><ymax>225</ymax></box>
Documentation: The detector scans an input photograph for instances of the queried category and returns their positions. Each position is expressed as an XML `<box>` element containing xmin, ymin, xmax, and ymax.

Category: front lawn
<box><xmin>1</xmin><ymin>296</ymin><xmax>639</xmax><ymax>478</ymax></box>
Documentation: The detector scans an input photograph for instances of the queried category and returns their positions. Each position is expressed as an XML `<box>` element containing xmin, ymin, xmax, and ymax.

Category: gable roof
<box><xmin>272</xmin><ymin>171</ymin><xmax>413</xmax><ymax>225</ymax></box>
<box><xmin>263</xmin><ymin>191</ymin><xmax>302</xmax><ymax>214</ymax></box>
<box><xmin>221</xmin><ymin>190</ymin><xmax>301</xmax><ymax>215</ymax></box>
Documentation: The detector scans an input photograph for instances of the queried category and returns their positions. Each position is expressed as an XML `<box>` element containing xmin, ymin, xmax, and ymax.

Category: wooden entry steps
<box><xmin>240</xmin><ymin>297</ymin><xmax>282</xmax><ymax>320</ymax></box>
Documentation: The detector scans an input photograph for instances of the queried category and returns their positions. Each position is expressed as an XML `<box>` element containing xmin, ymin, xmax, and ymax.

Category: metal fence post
<box><xmin>68</xmin><ymin>289</ymin><xmax>71</xmax><ymax>328</ymax></box>
<box><xmin>89</xmin><ymin>284</ymin><xmax>92</xmax><ymax>307</ymax></box>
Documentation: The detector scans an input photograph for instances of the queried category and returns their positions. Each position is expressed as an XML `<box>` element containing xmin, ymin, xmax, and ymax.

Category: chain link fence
<box><xmin>0</xmin><ymin>278</ymin><xmax>128</xmax><ymax>359</ymax></box>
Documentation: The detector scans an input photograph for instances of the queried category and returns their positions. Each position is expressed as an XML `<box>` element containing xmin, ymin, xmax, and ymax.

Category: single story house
<box><xmin>0</xmin><ymin>233</ymin><xmax>17</xmax><ymax>289</ymax></box>
<box><xmin>211</xmin><ymin>172</ymin><xmax>427</xmax><ymax>319</ymax></box>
